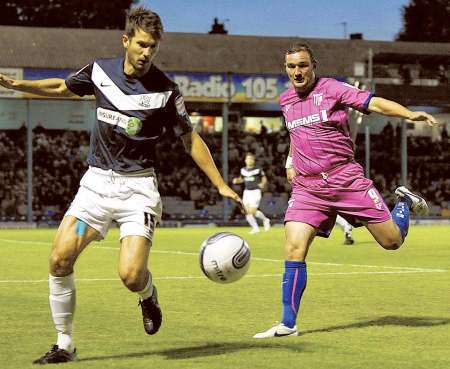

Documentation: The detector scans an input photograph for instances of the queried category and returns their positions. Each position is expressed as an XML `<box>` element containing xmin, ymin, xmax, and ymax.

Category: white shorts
<box><xmin>65</xmin><ymin>166</ymin><xmax>162</xmax><ymax>242</ymax></box>
<box><xmin>243</xmin><ymin>189</ymin><xmax>262</xmax><ymax>209</ymax></box>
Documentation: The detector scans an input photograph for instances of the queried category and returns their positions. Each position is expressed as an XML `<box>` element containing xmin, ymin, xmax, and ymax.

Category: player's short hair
<box><xmin>125</xmin><ymin>7</ymin><xmax>164</xmax><ymax>40</ymax></box>
<box><xmin>245</xmin><ymin>152</ymin><xmax>255</xmax><ymax>158</ymax></box>
<box><xmin>285</xmin><ymin>43</ymin><xmax>317</xmax><ymax>67</ymax></box>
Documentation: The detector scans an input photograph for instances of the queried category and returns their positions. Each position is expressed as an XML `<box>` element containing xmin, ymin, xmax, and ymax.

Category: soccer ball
<box><xmin>199</xmin><ymin>232</ymin><xmax>251</xmax><ymax>284</ymax></box>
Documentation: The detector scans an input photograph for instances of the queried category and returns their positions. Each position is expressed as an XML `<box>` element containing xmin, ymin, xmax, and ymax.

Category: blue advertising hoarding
<box><xmin>22</xmin><ymin>68</ymin><xmax>290</xmax><ymax>103</ymax></box>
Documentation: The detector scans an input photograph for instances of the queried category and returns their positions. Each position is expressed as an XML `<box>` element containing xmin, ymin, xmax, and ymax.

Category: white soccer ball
<box><xmin>199</xmin><ymin>232</ymin><xmax>251</xmax><ymax>284</ymax></box>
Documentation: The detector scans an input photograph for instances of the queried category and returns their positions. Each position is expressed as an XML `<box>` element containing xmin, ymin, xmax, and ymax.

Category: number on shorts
<box><xmin>144</xmin><ymin>212</ymin><xmax>155</xmax><ymax>233</ymax></box>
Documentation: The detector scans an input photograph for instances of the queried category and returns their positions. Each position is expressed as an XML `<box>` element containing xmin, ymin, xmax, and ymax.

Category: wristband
<box><xmin>285</xmin><ymin>156</ymin><xmax>293</xmax><ymax>169</ymax></box>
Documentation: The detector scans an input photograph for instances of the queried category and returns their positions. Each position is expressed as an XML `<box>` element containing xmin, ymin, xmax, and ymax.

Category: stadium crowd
<box><xmin>0</xmin><ymin>122</ymin><xmax>449</xmax><ymax>221</ymax></box>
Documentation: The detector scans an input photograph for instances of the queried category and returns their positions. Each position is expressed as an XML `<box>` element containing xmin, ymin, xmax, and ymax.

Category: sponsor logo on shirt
<box><xmin>313</xmin><ymin>93</ymin><xmax>323</xmax><ymax>106</ymax></box>
<box><xmin>138</xmin><ymin>94</ymin><xmax>164</xmax><ymax>108</ymax></box>
<box><xmin>96</xmin><ymin>107</ymin><xmax>129</xmax><ymax>129</ymax></box>
<box><xmin>285</xmin><ymin>109</ymin><xmax>329</xmax><ymax>131</ymax></box>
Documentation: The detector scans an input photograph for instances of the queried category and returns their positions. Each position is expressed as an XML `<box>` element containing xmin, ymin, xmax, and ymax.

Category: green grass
<box><xmin>0</xmin><ymin>225</ymin><xmax>449</xmax><ymax>369</ymax></box>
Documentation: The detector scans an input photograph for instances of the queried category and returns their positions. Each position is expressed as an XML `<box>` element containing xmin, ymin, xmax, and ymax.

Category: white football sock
<box><xmin>49</xmin><ymin>273</ymin><xmax>76</xmax><ymax>352</ymax></box>
<box><xmin>137</xmin><ymin>272</ymin><xmax>153</xmax><ymax>301</ymax></box>
<box><xmin>57</xmin><ymin>333</ymin><xmax>74</xmax><ymax>353</ymax></box>
<box><xmin>255</xmin><ymin>210</ymin><xmax>268</xmax><ymax>221</ymax></box>
<box><xmin>336</xmin><ymin>215</ymin><xmax>352</xmax><ymax>234</ymax></box>
<box><xmin>246</xmin><ymin>214</ymin><xmax>259</xmax><ymax>229</ymax></box>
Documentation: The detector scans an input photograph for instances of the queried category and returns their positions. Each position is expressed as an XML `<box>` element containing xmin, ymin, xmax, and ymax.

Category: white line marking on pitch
<box><xmin>93</xmin><ymin>246</ymin><xmax>447</xmax><ymax>273</ymax></box>
<box><xmin>0</xmin><ymin>238</ymin><xmax>447</xmax><ymax>273</ymax></box>
<box><xmin>0</xmin><ymin>269</ymin><xmax>445</xmax><ymax>284</ymax></box>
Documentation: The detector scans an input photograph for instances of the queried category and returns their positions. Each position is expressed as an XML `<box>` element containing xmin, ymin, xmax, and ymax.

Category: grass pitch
<box><xmin>0</xmin><ymin>225</ymin><xmax>449</xmax><ymax>369</ymax></box>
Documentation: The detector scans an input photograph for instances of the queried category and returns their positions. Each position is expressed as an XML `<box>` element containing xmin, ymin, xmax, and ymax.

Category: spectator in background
<box><xmin>438</xmin><ymin>64</ymin><xmax>448</xmax><ymax>85</ymax></box>
<box><xmin>381</xmin><ymin>121</ymin><xmax>394</xmax><ymax>143</ymax></box>
<box><xmin>16</xmin><ymin>194</ymin><xmax>28</xmax><ymax>220</ymax></box>
<box><xmin>442</xmin><ymin>124</ymin><xmax>448</xmax><ymax>141</ymax></box>
<box><xmin>399</xmin><ymin>64</ymin><xmax>412</xmax><ymax>85</ymax></box>
<box><xmin>0</xmin><ymin>190</ymin><xmax>16</xmax><ymax>219</ymax></box>
<box><xmin>189</xmin><ymin>184</ymin><xmax>206</xmax><ymax>209</ymax></box>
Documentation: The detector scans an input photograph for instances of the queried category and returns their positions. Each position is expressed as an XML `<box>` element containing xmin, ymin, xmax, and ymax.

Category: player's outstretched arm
<box><xmin>368</xmin><ymin>96</ymin><xmax>438</xmax><ymax>127</ymax></box>
<box><xmin>0</xmin><ymin>74</ymin><xmax>76</xmax><ymax>98</ymax></box>
<box><xmin>181</xmin><ymin>131</ymin><xmax>245</xmax><ymax>213</ymax></box>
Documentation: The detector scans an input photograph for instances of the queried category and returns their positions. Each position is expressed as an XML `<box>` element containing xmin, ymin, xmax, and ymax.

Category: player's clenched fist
<box><xmin>286</xmin><ymin>167</ymin><xmax>295</xmax><ymax>184</ymax></box>
<box><xmin>0</xmin><ymin>74</ymin><xmax>15</xmax><ymax>89</ymax></box>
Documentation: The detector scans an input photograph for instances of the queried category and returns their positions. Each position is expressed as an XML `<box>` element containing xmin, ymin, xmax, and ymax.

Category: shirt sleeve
<box><xmin>65</xmin><ymin>63</ymin><xmax>95</xmax><ymax>97</ymax></box>
<box><xmin>165</xmin><ymin>86</ymin><xmax>194</xmax><ymax>137</ymax></box>
<box><xmin>333</xmin><ymin>80</ymin><xmax>373</xmax><ymax>113</ymax></box>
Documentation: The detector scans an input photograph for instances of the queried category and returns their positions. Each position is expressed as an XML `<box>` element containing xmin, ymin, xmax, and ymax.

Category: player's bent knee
<box><xmin>246</xmin><ymin>208</ymin><xmax>257</xmax><ymax>215</ymax></box>
<box><xmin>379</xmin><ymin>235</ymin><xmax>403</xmax><ymax>250</ymax></box>
<box><xmin>285</xmin><ymin>241</ymin><xmax>308</xmax><ymax>261</ymax></box>
<box><xmin>368</xmin><ymin>221</ymin><xmax>403</xmax><ymax>251</ymax></box>
<box><xmin>380</xmin><ymin>241</ymin><xmax>401</xmax><ymax>250</ymax></box>
<box><xmin>119</xmin><ymin>267</ymin><xmax>146</xmax><ymax>292</ymax></box>
<box><xmin>49</xmin><ymin>252</ymin><xmax>76</xmax><ymax>276</ymax></box>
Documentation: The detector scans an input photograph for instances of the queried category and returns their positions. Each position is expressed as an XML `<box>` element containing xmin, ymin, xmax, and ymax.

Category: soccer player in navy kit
<box><xmin>0</xmin><ymin>7</ymin><xmax>243</xmax><ymax>364</ymax></box>
<box><xmin>232</xmin><ymin>153</ymin><xmax>270</xmax><ymax>234</ymax></box>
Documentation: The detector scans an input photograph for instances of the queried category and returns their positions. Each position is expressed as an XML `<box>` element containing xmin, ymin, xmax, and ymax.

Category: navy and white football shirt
<box><xmin>65</xmin><ymin>58</ymin><xmax>193</xmax><ymax>172</ymax></box>
<box><xmin>240</xmin><ymin>167</ymin><xmax>265</xmax><ymax>190</ymax></box>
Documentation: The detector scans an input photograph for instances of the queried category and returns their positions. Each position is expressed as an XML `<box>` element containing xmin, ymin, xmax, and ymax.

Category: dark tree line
<box><xmin>1</xmin><ymin>0</ymin><xmax>449</xmax><ymax>43</ymax></box>
<box><xmin>1</xmin><ymin>0</ymin><xmax>137</xmax><ymax>29</ymax></box>
<box><xmin>396</xmin><ymin>0</ymin><xmax>450</xmax><ymax>42</ymax></box>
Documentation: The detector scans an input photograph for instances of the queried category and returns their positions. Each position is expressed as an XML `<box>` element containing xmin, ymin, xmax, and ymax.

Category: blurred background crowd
<box><xmin>1</xmin><ymin>121</ymin><xmax>449</xmax><ymax>223</ymax></box>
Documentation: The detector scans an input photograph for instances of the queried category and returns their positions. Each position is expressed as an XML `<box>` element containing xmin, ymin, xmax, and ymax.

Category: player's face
<box><xmin>245</xmin><ymin>155</ymin><xmax>255</xmax><ymax>167</ymax></box>
<box><xmin>285</xmin><ymin>51</ymin><xmax>316</xmax><ymax>93</ymax></box>
<box><xmin>123</xmin><ymin>28</ymin><xmax>160</xmax><ymax>77</ymax></box>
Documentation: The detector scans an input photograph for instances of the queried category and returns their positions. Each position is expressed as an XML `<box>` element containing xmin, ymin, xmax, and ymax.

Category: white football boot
<box><xmin>394</xmin><ymin>186</ymin><xmax>429</xmax><ymax>216</ymax></box>
<box><xmin>249</xmin><ymin>228</ymin><xmax>260</xmax><ymax>235</ymax></box>
<box><xmin>253</xmin><ymin>323</ymin><xmax>299</xmax><ymax>339</ymax></box>
<box><xmin>263</xmin><ymin>218</ymin><xmax>271</xmax><ymax>231</ymax></box>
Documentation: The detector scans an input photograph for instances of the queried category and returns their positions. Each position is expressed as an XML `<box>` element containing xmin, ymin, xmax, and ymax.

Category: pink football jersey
<box><xmin>280</xmin><ymin>78</ymin><xmax>373</xmax><ymax>176</ymax></box>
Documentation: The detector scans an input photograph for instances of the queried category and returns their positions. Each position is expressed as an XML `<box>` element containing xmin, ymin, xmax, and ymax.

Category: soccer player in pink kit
<box><xmin>254</xmin><ymin>43</ymin><xmax>437</xmax><ymax>338</ymax></box>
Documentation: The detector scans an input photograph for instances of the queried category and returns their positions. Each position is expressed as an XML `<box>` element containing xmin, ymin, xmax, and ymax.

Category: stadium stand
<box><xmin>0</xmin><ymin>125</ymin><xmax>449</xmax><ymax>223</ymax></box>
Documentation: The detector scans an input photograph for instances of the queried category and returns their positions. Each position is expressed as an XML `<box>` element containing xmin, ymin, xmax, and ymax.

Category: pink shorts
<box><xmin>285</xmin><ymin>162</ymin><xmax>392</xmax><ymax>238</ymax></box>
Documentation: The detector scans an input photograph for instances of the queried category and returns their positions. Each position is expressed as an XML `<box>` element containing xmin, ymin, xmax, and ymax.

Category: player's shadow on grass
<box><xmin>302</xmin><ymin>315</ymin><xmax>450</xmax><ymax>335</ymax></box>
<box><xmin>77</xmin><ymin>316</ymin><xmax>448</xmax><ymax>362</ymax></box>
<box><xmin>78</xmin><ymin>341</ymin><xmax>311</xmax><ymax>362</ymax></box>
<box><xmin>158</xmin><ymin>341</ymin><xmax>310</xmax><ymax>360</ymax></box>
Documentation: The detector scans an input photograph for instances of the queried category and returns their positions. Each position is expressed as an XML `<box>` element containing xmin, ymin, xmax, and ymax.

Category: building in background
<box><xmin>0</xmin><ymin>27</ymin><xmax>449</xmax><ymax>223</ymax></box>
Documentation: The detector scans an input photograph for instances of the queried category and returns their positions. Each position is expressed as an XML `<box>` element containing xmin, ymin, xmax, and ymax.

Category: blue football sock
<box><xmin>391</xmin><ymin>199</ymin><xmax>411</xmax><ymax>239</ymax></box>
<box><xmin>281</xmin><ymin>261</ymin><xmax>307</xmax><ymax>328</ymax></box>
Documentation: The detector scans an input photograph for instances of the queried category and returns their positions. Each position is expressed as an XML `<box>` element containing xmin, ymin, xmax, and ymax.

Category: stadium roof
<box><xmin>1</xmin><ymin>26</ymin><xmax>450</xmax><ymax>77</ymax></box>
